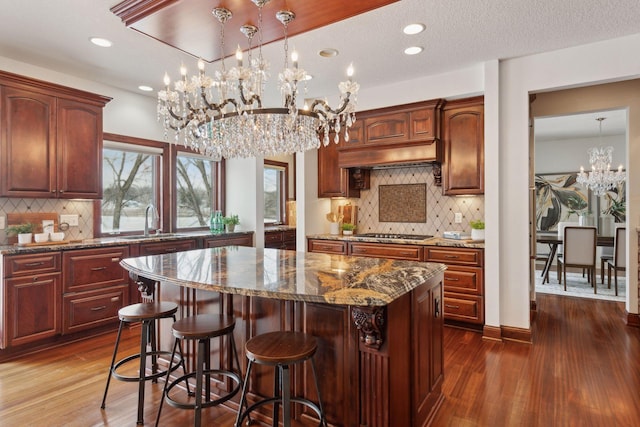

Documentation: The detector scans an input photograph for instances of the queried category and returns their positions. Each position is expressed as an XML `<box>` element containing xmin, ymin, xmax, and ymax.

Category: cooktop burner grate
<box><xmin>357</xmin><ymin>233</ymin><xmax>433</xmax><ymax>240</ymax></box>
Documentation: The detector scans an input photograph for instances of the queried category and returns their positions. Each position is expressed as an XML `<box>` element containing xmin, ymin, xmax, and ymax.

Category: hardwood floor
<box><xmin>1</xmin><ymin>294</ymin><xmax>639</xmax><ymax>426</ymax></box>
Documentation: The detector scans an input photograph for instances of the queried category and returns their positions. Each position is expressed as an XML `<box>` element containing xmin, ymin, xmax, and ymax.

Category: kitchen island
<box><xmin>121</xmin><ymin>246</ymin><xmax>446</xmax><ymax>427</ymax></box>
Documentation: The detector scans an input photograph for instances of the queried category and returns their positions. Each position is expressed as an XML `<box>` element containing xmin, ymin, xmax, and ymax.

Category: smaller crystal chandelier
<box><xmin>157</xmin><ymin>0</ymin><xmax>359</xmax><ymax>160</ymax></box>
<box><xmin>576</xmin><ymin>117</ymin><xmax>625</xmax><ymax>196</ymax></box>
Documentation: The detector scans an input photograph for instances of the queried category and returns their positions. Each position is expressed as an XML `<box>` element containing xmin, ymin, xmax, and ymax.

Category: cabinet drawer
<box><xmin>139</xmin><ymin>239</ymin><xmax>197</xmax><ymax>256</ymax></box>
<box><xmin>424</xmin><ymin>247</ymin><xmax>483</xmax><ymax>266</ymax></box>
<box><xmin>5</xmin><ymin>252</ymin><xmax>61</xmax><ymax>277</ymax></box>
<box><xmin>265</xmin><ymin>232</ymin><xmax>283</xmax><ymax>244</ymax></box>
<box><xmin>63</xmin><ymin>246</ymin><xmax>129</xmax><ymax>293</ymax></box>
<box><xmin>308</xmin><ymin>240</ymin><xmax>348</xmax><ymax>255</ymax></box>
<box><xmin>443</xmin><ymin>266</ymin><xmax>483</xmax><ymax>295</ymax></box>
<box><xmin>62</xmin><ymin>285</ymin><xmax>128</xmax><ymax>334</ymax></box>
<box><xmin>350</xmin><ymin>242</ymin><xmax>422</xmax><ymax>261</ymax></box>
<box><xmin>443</xmin><ymin>294</ymin><xmax>484</xmax><ymax>324</ymax></box>
<box><xmin>282</xmin><ymin>230</ymin><xmax>296</xmax><ymax>241</ymax></box>
<box><xmin>204</xmin><ymin>235</ymin><xmax>253</xmax><ymax>248</ymax></box>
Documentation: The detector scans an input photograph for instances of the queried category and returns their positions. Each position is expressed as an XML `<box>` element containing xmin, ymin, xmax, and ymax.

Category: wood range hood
<box><xmin>337</xmin><ymin>99</ymin><xmax>444</xmax><ymax>169</ymax></box>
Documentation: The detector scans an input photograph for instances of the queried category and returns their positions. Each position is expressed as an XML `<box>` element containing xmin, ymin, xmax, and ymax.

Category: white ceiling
<box><xmin>0</xmin><ymin>0</ymin><xmax>638</xmax><ymax>139</ymax></box>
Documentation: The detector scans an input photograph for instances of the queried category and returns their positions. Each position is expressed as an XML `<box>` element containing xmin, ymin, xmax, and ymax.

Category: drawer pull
<box><xmin>91</xmin><ymin>267</ymin><xmax>107</xmax><ymax>271</ymax></box>
<box><xmin>165</xmin><ymin>248</ymin><xmax>177</xmax><ymax>252</ymax></box>
<box><xmin>445</xmin><ymin>304</ymin><xmax>460</xmax><ymax>309</ymax></box>
<box><xmin>90</xmin><ymin>305</ymin><xmax>107</xmax><ymax>311</ymax></box>
<box><xmin>445</xmin><ymin>277</ymin><xmax>460</xmax><ymax>281</ymax></box>
<box><xmin>111</xmin><ymin>258</ymin><xmax>120</xmax><ymax>262</ymax></box>
<box><xmin>25</xmin><ymin>262</ymin><xmax>45</xmax><ymax>267</ymax></box>
<box><xmin>444</xmin><ymin>255</ymin><xmax>459</xmax><ymax>259</ymax></box>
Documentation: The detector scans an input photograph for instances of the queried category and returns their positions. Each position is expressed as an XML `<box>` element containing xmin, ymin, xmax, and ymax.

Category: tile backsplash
<box><xmin>0</xmin><ymin>197</ymin><xmax>94</xmax><ymax>244</ymax></box>
<box><xmin>332</xmin><ymin>164</ymin><xmax>484</xmax><ymax>236</ymax></box>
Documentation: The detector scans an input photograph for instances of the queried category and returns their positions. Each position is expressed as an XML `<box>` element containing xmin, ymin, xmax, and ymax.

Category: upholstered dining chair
<box><xmin>557</xmin><ymin>226</ymin><xmax>597</xmax><ymax>292</ymax></box>
<box><xmin>606</xmin><ymin>226</ymin><xmax>626</xmax><ymax>296</ymax></box>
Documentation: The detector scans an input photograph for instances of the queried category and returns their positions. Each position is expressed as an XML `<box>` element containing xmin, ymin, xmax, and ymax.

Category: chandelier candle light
<box><xmin>157</xmin><ymin>0</ymin><xmax>359</xmax><ymax>160</ymax></box>
<box><xmin>576</xmin><ymin>117</ymin><xmax>625</xmax><ymax>196</ymax></box>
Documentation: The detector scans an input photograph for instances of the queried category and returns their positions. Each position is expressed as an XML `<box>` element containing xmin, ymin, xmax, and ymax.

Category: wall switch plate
<box><xmin>0</xmin><ymin>215</ymin><xmax>5</xmax><ymax>229</ymax></box>
<box><xmin>60</xmin><ymin>214</ymin><xmax>79</xmax><ymax>227</ymax></box>
<box><xmin>454</xmin><ymin>212</ymin><xmax>462</xmax><ymax>223</ymax></box>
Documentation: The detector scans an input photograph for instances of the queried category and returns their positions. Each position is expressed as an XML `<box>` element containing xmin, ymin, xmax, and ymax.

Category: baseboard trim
<box><xmin>501</xmin><ymin>325</ymin><xmax>532</xmax><ymax>343</ymax></box>
<box><xmin>627</xmin><ymin>312</ymin><xmax>640</xmax><ymax>327</ymax></box>
<box><xmin>482</xmin><ymin>325</ymin><xmax>502</xmax><ymax>341</ymax></box>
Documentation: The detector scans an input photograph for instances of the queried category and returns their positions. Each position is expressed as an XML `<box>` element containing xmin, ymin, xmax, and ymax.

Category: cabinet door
<box><xmin>442</xmin><ymin>101</ymin><xmax>484</xmax><ymax>195</ymax></box>
<box><xmin>364</xmin><ymin>112</ymin><xmax>409</xmax><ymax>145</ymax></box>
<box><xmin>56</xmin><ymin>98</ymin><xmax>103</xmax><ymax>199</ymax></box>
<box><xmin>3</xmin><ymin>273</ymin><xmax>61</xmax><ymax>348</ymax></box>
<box><xmin>0</xmin><ymin>86</ymin><xmax>56</xmax><ymax>197</ymax></box>
<box><xmin>317</xmin><ymin>137</ymin><xmax>359</xmax><ymax>198</ymax></box>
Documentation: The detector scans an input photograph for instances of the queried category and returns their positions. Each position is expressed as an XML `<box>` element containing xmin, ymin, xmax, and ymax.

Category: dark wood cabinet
<box><xmin>138</xmin><ymin>239</ymin><xmax>197</xmax><ymax>256</ymax></box>
<box><xmin>0</xmin><ymin>70</ymin><xmax>110</xmax><ymax>199</ymax></box>
<box><xmin>441</xmin><ymin>96</ymin><xmax>484</xmax><ymax>195</ymax></box>
<box><xmin>424</xmin><ymin>246</ymin><xmax>484</xmax><ymax>325</ymax></box>
<box><xmin>265</xmin><ymin>229</ymin><xmax>296</xmax><ymax>250</ymax></box>
<box><xmin>307</xmin><ymin>239</ymin><xmax>348</xmax><ymax>254</ymax></box>
<box><xmin>338</xmin><ymin>99</ymin><xmax>443</xmax><ymax>168</ymax></box>
<box><xmin>62</xmin><ymin>246</ymin><xmax>130</xmax><ymax>334</ymax></box>
<box><xmin>202</xmin><ymin>233</ymin><xmax>254</xmax><ymax>248</ymax></box>
<box><xmin>349</xmin><ymin>241</ymin><xmax>423</xmax><ymax>261</ymax></box>
<box><xmin>317</xmin><ymin>132</ymin><xmax>364</xmax><ymax>198</ymax></box>
<box><xmin>1</xmin><ymin>252</ymin><xmax>62</xmax><ymax>349</ymax></box>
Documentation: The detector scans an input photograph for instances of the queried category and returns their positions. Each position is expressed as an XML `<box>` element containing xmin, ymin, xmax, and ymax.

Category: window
<box><xmin>264</xmin><ymin>160</ymin><xmax>288</xmax><ymax>224</ymax></box>
<box><xmin>101</xmin><ymin>140</ymin><xmax>162</xmax><ymax>234</ymax></box>
<box><xmin>175</xmin><ymin>151</ymin><xmax>217</xmax><ymax>229</ymax></box>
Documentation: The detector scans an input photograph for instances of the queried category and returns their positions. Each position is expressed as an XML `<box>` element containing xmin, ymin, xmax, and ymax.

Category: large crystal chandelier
<box><xmin>576</xmin><ymin>117</ymin><xmax>625</xmax><ymax>196</ymax></box>
<box><xmin>157</xmin><ymin>0</ymin><xmax>359</xmax><ymax>160</ymax></box>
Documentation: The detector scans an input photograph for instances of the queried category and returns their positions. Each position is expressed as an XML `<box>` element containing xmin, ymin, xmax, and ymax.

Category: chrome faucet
<box><xmin>144</xmin><ymin>204</ymin><xmax>159</xmax><ymax>237</ymax></box>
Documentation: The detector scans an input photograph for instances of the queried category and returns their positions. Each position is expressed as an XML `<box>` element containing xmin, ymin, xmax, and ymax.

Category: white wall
<box><xmin>535</xmin><ymin>134</ymin><xmax>625</xmax><ymax>175</ymax></box>
<box><xmin>501</xmin><ymin>33</ymin><xmax>640</xmax><ymax>326</ymax></box>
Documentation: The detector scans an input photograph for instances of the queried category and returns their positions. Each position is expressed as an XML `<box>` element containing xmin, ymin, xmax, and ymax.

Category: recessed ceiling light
<box><xmin>404</xmin><ymin>46</ymin><xmax>423</xmax><ymax>55</ymax></box>
<box><xmin>403</xmin><ymin>23</ymin><xmax>426</xmax><ymax>35</ymax></box>
<box><xmin>138</xmin><ymin>85</ymin><xmax>153</xmax><ymax>92</ymax></box>
<box><xmin>90</xmin><ymin>37</ymin><xmax>113</xmax><ymax>48</ymax></box>
<box><xmin>318</xmin><ymin>48</ymin><xmax>339</xmax><ymax>58</ymax></box>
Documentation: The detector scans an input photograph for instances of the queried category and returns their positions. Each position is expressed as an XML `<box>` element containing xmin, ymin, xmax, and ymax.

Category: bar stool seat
<box><xmin>101</xmin><ymin>301</ymin><xmax>188</xmax><ymax>425</ymax></box>
<box><xmin>156</xmin><ymin>314</ymin><xmax>243</xmax><ymax>427</ymax></box>
<box><xmin>235</xmin><ymin>331</ymin><xmax>327</xmax><ymax>427</ymax></box>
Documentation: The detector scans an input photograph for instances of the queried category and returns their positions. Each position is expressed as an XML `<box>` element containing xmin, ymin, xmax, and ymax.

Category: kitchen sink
<box><xmin>120</xmin><ymin>233</ymin><xmax>189</xmax><ymax>240</ymax></box>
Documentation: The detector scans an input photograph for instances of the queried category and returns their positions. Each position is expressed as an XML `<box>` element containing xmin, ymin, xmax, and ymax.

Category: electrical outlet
<box><xmin>454</xmin><ymin>212</ymin><xmax>462</xmax><ymax>223</ymax></box>
<box><xmin>0</xmin><ymin>215</ymin><xmax>5</xmax><ymax>229</ymax></box>
<box><xmin>60</xmin><ymin>214</ymin><xmax>79</xmax><ymax>227</ymax></box>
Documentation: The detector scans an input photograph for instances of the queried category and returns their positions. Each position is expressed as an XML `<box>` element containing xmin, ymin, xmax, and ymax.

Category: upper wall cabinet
<box><xmin>0</xmin><ymin>71</ymin><xmax>111</xmax><ymax>199</ymax></box>
<box><xmin>338</xmin><ymin>99</ymin><xmax>444</xmax><ymax>168</ymax></box>
<box><xmin>441</xmin><ymin>96</ymin><xmax>484</xmax><ymax>195</ymax></box>
<box><xmin>318</xmin><ymin>129</ymin><xmax>368</xmax><ymax>198</ymax></box>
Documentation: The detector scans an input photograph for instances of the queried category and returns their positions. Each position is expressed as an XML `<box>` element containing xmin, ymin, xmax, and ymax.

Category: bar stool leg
<box><xmin>194</xmin><ymin>338</ymin><xmax>206</xmax><ymax>427</ymax></box>
<box><xmin>310</xmin><ymin>358</ymin><xmax>328</xmax><ymax>427</ymax></box>
<box><xmin>136</xmin><ymin>319</ymin><xmax>150</xmax><ymax>424</ymax></box>
<box><xmin>101</xmin><ymin>319</ymin><xmax>125</xmax><ymax>409</ymax></box>
<box><xmin>235</xmin><ymin>361</ymin><xmax>254</xmax><ymax>427</ymax></box>
<box><xmin>281</xmin><ymin>365</ymin><xmax>291</xmax><ymax>427</ymax></box>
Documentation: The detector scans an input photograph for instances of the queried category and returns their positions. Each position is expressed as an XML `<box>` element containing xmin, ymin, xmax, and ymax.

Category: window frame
<box><xmin>94</xmin><ymin>133</ymin><xmax>224</xmax><ymax>237</ymax></box>
<box><xmin>264</xmin><ymin>159</ymin><xmax>289</xmax><ymax>225</ymax></box>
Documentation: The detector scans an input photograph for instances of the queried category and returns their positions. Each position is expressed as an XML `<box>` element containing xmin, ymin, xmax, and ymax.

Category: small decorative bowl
<box><xmin>34</xmin><ymin>233</ymin><xmax>50</xmax><ymax>243</ymax></box>
<box><xmin>50</xmin><ymin>232</ymin><xmax>65</xmax><ymax>242</ymax></box>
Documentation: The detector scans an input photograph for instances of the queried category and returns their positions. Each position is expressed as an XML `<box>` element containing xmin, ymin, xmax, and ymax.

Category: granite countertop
<box><xmin>0</xmin><ymin>230</ymin><xmax>254</xmax><ymax>255</ymax></box>
<box><xmin>306</xmin><ymin>234</ymin><xmax>485</xmax><ymax>249</ymax></box>
<box><xmin>121</xmin><ymin>246</ymin><xmax>446</xmax><ymax>307</ymax></box>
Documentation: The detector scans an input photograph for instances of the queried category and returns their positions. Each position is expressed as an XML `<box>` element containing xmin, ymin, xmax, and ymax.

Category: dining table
<box><xmin>536</xmin><ymin>232</ymin><xmax>613</xmax><ymax>283</ymax></box>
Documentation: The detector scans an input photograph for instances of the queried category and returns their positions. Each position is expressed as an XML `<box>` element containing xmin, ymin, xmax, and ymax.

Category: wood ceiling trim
<box><xmin>111</xmin><ymin>0</ymin><xmax>399</xmax><ymax>62</ymax></box>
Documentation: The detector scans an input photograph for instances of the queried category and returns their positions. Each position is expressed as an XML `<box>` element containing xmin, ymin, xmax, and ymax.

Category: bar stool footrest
<box><xmin>165</xmin><ymin>369</ymin><xmax>242</xmax><ymax>410</ymax></box>
<box><xmin>112</xmin><ymin>350</ymin><xmax>183</xmax><ymax>383</ymax></box>
<box><xmin>236</xmin><ymin>396</ymin><xmax>324</xmax><ymax>427</ymax></box>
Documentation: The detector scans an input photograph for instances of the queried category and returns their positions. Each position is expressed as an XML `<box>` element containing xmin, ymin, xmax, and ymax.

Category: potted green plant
<box><xmin>469</xmin><ymin>220</ymin><xmax>485</xmax><ymax>241</ymax></box>
<box><xmin>222</xmin><ymin>214</ymin><xmax>240</xmax><ymax>232</ymax></box>
<box><xmin>341</xmin><ymin>222</ymin><xmax>356</xmax><ymax>235</ymax></box>
<box><xmin>7</xmin><ymin>223</ymin><xmax>35</xmax><ymax>244</ymax></box>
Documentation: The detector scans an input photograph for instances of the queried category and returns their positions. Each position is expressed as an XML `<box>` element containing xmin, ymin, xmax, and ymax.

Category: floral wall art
<box><xmin>535</xmin><ymin>172</ymin><xmax>589</xmax><ymax>231</ymax></box>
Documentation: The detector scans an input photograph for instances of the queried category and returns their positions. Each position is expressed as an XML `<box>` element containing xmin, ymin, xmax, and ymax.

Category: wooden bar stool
<box><xmin>235</xmin><ymin>331</ymin><xmax>327</xmax><ymax>427</ymax></box>
<box><xmin>156</xmin><ymin>314</ymin><xmax>243</xmax><ymax>427</ymax></box>
<box><xmin>101</xmin><ymin>301</ymin><xmax>188</xmax><ymax>425</ymax></box>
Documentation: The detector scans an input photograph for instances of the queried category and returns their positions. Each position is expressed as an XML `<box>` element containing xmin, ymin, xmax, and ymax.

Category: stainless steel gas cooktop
<box><xmin>357</xmin><ymin>233</ymin><xmax>434</xmax><ymax>240</ymax></box>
